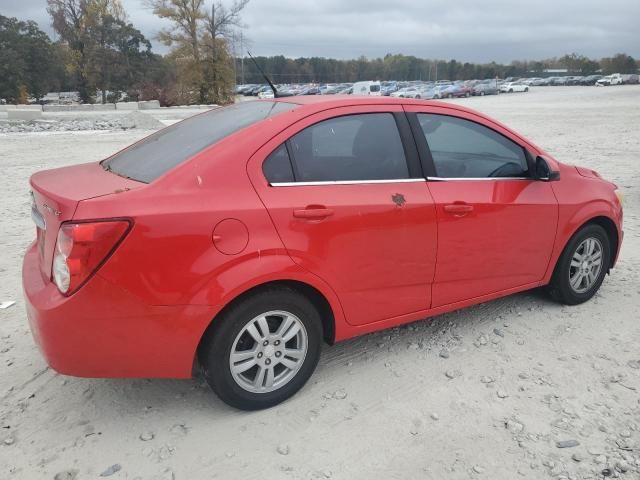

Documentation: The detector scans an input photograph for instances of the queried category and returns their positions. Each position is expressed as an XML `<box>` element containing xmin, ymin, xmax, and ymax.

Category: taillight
<box><xmin>52</xmin><ymin>220</ymin><xmax>131</xmax><ymax>295</ymax></box>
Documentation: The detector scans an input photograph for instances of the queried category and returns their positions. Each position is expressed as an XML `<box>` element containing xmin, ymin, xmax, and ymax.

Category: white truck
<box><xmin>352</xmin><ymin>81</ymin><xmax>382</xmax><ymax>96</ymax></box>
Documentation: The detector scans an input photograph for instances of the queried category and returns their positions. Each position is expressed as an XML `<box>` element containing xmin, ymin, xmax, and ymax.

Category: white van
<box><xmin>352</xmin><ymin>81</ymin><xmax>382</xmax><ymax>96</ymax></box>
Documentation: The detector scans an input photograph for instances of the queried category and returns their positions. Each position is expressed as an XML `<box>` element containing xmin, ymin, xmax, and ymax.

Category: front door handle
<box><xmin>444</xmin><ymin>203</ymin><xmax>474</xmax><ymax>216</ymax></box>
<box><xmin>293</xmin><ymin>207</ymin><xmax>334</xmax><ymax>219</ymax></box>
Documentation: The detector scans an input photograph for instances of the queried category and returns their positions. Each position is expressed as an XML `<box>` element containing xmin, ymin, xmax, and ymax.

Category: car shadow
<box><xmin>64</xmin><ymin>287</ymin><xmax>562</xmax><ymax>419</ymax></box>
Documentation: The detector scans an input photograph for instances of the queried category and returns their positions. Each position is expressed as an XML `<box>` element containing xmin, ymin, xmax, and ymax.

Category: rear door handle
<box><xmin>293</xmin><ymin>207</ymin><xmax>334</xmax><ymax>219</ymax></box>
<box><xmin>443</xmin><ymin>203</ymin><xmax>474</xmax><ymax>215</ymax></box>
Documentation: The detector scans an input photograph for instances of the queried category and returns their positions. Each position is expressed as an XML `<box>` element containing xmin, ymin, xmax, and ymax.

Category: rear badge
<box><xmin>392</xmin><ymin>193</ymin><xmax>406</xmax><ymax>207</ymax></box>
<box><xmin>42</xmin><ymin>203</ymin><xmax>61</xmax><ymax>216</ymax></box>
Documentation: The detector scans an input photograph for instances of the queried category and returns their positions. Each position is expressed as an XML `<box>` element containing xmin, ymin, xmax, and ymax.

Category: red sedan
<box><xmin>23</xmin><ymin>97</ymin><xmax>623</xmax><ymax>410</ymax></box>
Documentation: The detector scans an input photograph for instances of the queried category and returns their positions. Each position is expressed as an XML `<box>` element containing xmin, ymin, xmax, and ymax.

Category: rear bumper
<box><xmin>23</xmin><ymin>244</ymin><xmax>215</xmax><ymax>378</ymax></box>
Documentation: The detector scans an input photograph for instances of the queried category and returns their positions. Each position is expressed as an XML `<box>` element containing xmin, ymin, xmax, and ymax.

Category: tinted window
<box><xmin>263</xmin><ymin>144</ymin><xmax>294</xmax><ymax>183</ymax></box>
<box><xmin>289</xmin><ymin>113</ymin><xmax>409</xmax><ymax>182</ymax></box>
<box><xmin>104</xmin><ymin>101</ymin><xmax>298</xmax><ymax>183</ymax></box>
<box><xmin>417</xmin><ymin>114</ymin><xmax>528</xmax><ymax>178</ymax></box>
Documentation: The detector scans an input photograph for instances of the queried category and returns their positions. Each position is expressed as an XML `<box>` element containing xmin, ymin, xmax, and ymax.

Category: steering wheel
<box><xmin>488</xmin><ymin>162</ymin><xmax>525</xmax><ymax>178</ymax></box>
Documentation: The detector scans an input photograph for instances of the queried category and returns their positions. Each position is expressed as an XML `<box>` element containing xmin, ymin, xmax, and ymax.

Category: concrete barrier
<box><xmin>0</xmin><ymin>104</ymin><xmax>42</xmax><ymax>112</ymax></box>
<box><xmin>43</xmin><ymin>104</ymin><xmax>116</xmax><ymax>112</ymax></box>
<box><xmin>138</xmin><ymin>100</ymin><xmax>161</xmax><ymax>110</ymax></box>
<box><xmin>93</xmin><ymin>104</ymin><xmax>116</xmax><ymax>111</ymax></box>
<box><xmin>8</xmin><ymin>109</ymin><xmax>43</xmax><ymax>121</ymax></box>
<box><xmin>116</xmin><ymin>102</ymin><xmax>139</xmax><ymax>111</ymax></box>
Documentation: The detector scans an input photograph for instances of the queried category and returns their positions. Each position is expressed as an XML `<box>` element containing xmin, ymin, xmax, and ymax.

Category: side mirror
<box><xmin>535</xmin><ymin>156</ymin><xmax>560</xmax><ymax>181</ymax></box>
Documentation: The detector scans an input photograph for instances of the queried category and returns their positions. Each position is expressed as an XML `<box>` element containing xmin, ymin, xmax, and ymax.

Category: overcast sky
<box><xmin>2</xmin><ymin>0</ymin><xmax>639</xmax><ymax>63</ymax></box>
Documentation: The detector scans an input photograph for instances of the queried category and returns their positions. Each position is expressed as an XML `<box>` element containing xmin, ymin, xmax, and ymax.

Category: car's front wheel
<box><xmin>199</xmin><ymin>287</ymin><xmax>322</xmax><ymax>410</ymax></box>
<box><xmin>548</xmin><ymin>224</ymin><xmax>611</xmax><ymax>305</ymax></box>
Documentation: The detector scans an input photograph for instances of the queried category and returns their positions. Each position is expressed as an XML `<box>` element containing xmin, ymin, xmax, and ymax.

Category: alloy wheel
<box><xmin>229</xmin><ymin>310</ymin><xmax>308</xmax><ymax>393</ymax></box>
<box><xmin>569</xmin><ymin>237</ymin><xmax>603</xmax><ymax>293</ymax></box>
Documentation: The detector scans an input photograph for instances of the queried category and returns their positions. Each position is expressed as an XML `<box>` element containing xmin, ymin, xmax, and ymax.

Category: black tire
<box><xmin>508</xmin><ymin>89</ymin><xmax>513</xmax><ymax>93</ymax></box>
<box><xmin>199</xmin><ymin>287</ymin><xmax>323</xmax><ymax>410</ymax></box>
<box><xmin>415</xmin><ymin>95</ymin><xmax>421</xmax><ymax>99</ymax></box>
<box><xmin>548</xmin><ymin>224</ymin><xmax>610</xmax><ymax>305</ymax></box>
<box><xmin>525</xmin><ymin>87</ymin><xmax>529</xmax><ymax>92</ymax></box>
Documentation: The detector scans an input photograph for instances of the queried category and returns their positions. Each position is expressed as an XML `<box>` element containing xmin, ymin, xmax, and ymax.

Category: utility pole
<box><xmin>240</xmin><ymin>31</ymin><xmax>245</xmax><ymax>85</ymax></box>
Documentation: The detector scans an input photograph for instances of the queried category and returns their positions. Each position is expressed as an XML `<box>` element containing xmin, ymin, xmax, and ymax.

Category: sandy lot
<box><xmin>1</xmin><ymin>86</ymin><xmax>639</xmax><ymax>480</ymax></box>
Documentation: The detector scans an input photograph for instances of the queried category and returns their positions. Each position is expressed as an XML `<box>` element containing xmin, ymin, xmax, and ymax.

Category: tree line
<box><xmin>239</xmin><ymin>52</ymin><xmax>639</xmax><ymax>84</ymax></box>
<box><xmin>1</xmin><ymin>2</ymin><xmax>638</xmax><ymax>106</ymax></box>
<box><xmin>1</xmin><ymin>0</ymin><xmax>248</xmax><ymax>105</ymax></box>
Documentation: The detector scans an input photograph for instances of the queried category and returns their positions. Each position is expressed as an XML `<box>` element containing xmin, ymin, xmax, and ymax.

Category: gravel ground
<box><xmin>0</xmin><ymin>86</ymin><xmax>639</xmax><ymax>480</ymax></box>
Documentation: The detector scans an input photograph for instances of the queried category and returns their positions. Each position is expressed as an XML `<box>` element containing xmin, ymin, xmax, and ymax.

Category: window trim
<box><xmin>426</xmin><ymin>176</ymin><xmax>531</xmax><ymax>182</ymax></box>
<box><xmin>273</xmin><ymin>112</ymin><xmax>417</xmax><ymax>186</ymax></box>
<box><xmin>271</xmin><ymin>178</ymin><xmax>426</xmax><ymax>187</ymax></box>
<box><xmin>407</xmin><ymin>112</ymin><xmax>533</xmax><ymax>181</ymax></box>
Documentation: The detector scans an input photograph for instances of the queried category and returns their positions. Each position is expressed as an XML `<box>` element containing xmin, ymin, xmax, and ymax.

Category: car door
<box><xmin>404</xmin><ymin>105</ymin><xmax>558</xmax><ymax>308</ymax></box>
<box><xmin>248</xmin><ymin>105</ymin><xmax>438</xmax><ymax>326</ymax></box>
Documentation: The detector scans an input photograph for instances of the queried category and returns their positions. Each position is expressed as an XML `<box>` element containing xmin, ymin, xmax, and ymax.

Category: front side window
<box><xmin>288</xmin><ymin>113</ymin><xmax>409</xmax><ymax>182</ymax></box>
<box><xmin>417</xmin><ymin>114</ymin><xmax>529</xmax><ymax>178</ymax></box>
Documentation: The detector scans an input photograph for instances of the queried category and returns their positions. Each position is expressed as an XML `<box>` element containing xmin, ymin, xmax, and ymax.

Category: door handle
<box><xmin>444</xmin><ymin>203</ymin><xmax>474</xmax><ymax>215</ymax></box>
<box><xmin>293</xmin><ymin>207</ymin><xmax>334</xmax><ymax>219</ymax></box>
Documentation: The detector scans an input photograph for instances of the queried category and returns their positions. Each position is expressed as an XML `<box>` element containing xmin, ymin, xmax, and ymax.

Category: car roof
<box><xmin>271</xmin><ymin>95</ymin><xmax>479</xmax><ymax>116</ymax></box>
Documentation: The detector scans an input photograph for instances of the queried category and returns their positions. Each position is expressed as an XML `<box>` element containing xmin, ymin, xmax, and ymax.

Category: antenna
<box><xmin>247</xmin><ymin>51</ymin><xmax>280</xmax><ymax>97</ymax></box>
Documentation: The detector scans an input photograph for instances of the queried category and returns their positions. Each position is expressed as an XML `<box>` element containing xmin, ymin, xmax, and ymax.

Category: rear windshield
<box><xmin>103</xmin><ymin>101</ymin><xmax>298</xmax><ymax>183</ymax></box>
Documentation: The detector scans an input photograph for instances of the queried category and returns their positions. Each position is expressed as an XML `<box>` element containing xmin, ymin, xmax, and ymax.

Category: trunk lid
<box><xmin>30</xmin><ymin>162</ymin><xmax>142</xmax><ymax>279</ymax></box>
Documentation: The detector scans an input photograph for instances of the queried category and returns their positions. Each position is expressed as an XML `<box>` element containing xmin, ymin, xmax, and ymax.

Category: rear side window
<box><xmin>288</xmin><ymin>113</ymin><xmax>409</xmax><ymax>182</ymax></box>
<box><xmin>417</xmin><ymin>114</ymin><xmax>528</xmax><ymax>178</ymax></box>
<box><xmin>103</xmin><ymin>101</ymin><xmax>298</xmax><ymax>183</ymax></box>
<box><xmin>263</xmin><ymin>144</ymin><xmax>294</xmax><ymax>183</ymax></box>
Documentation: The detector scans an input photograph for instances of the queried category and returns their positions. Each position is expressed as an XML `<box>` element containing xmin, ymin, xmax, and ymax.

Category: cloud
<box><xmin>2</xmin><ymin>0</ymin><xmax>639</xmax><ymax>62</ymax></box>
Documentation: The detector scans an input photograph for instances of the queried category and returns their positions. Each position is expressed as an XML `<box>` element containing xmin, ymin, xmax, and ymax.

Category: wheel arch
<box><xmin>584</xmin><ymin>215</ymin><xmax>619</xmax><ymax>270</ymax></box>
<box><xmin>195</xmin><ymin>278</ymin><xmax>339</xmax><ymax>368</ymax></box>
<box><xmin>548</xmin><ymin>213</ymin><xmax>620</xmax><ymax>284</ymax></box>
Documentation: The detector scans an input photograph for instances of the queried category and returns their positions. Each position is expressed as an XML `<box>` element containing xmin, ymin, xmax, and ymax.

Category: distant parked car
<box><xmin>596</xmin><ymin>74</ymin><xmax>623</xmax><ymax>86</ymax></box>
<box><xmin>531</xmin><ymin>78</ymin><xmax>549</xmax><ymax>86</ymax></box>
<box><xmin>257</xmin><ymin>90</ymin><xmax>275</xmax><ymax>99</ymax></box>
<box><xmin>620</xmin><ymin>74</ymin><xmax>639</xmax><ymax>84</ymax></box>
<box><xmin>391</xmin><ymin>87</ymin><xmax>421</xmax><ymax>98</ymax></box>
<box><xmin>580</xmin><ymin>75</ymin><xmax>603</xmax><ymax>86</ymax></box>
<box><xmin>440</xmin><ymin>84</ymin><xmax>470</xmax><ymax>98</ymax></box>
<box><xmin>472</xmin><ymin>83</ymin><xmax>498</xmax><ymax>96</ymax></box>
<box><xmin>500</xmin><ymin>82</ymin><xmax>529</xmax><ymax>93</ymax></box>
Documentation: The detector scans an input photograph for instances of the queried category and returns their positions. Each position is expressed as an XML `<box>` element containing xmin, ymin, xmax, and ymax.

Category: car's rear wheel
<box><xmin>548</xmin><ymin>224</ymin><xmax>610</xmax><ymax>305</ymax></box>
<box><xmin>525</xmin><ymin>87</ymin><xmax>529</xmax><ymax>92</ymax></box>
<box><xmin>199</xmin><ymin>287</ymin><xmax>322</xmax><ymax>410</ymax></box>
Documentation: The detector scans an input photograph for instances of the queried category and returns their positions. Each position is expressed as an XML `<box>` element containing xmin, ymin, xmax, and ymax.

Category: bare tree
<box><xmin>146</xmin><ymin>0</ymin><xmax>206</xmax><ymax>61</ymax></box>
<box><xmin>147</xmin><ymin>0</ymin><xmax>248</xmax><ymax>104</ymax></box>
<box><xmin>205</xmin><ymin>0</ymin><xmax>248</xmax><ymax>43</ymax></box>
